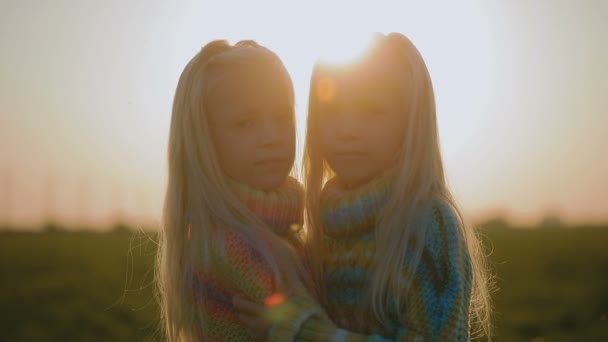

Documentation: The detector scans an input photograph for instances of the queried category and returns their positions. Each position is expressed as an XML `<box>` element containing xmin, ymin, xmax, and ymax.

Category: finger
<box><xmin>238</xmin><ymin>314</ymin><xmax>270</xmax><ymax>341</ymax></box>
<box><xmin>276</xmin><ymin>260</ymin><xmax>291</xmax><ymax>295</ymax></box>
<box><xmin>285</xmin><ymin>267</ymin><xmax>310</xmax><ymax>297</ymax></box>
<box><xmin>238</xmin><ymin>313</ymin><xmax>260</xmax><ymax>330</ymax></box>
<box><xmin>298</xmin><ymin>263</ymin><xmax>316</xmax><ymax>292</ymax></box>
<box><xmin>233</xmin><ymin>296</ymin><xmax>264</xmax><ymax>316</ymax></box>
<box><xmin>280</xmin><ymin>262</ymin><xmax>299</xmax><ymax>294</ymax></box>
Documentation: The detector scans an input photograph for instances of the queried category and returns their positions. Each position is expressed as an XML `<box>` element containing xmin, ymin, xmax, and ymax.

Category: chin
<box><xmin>336</xmin><ymin>171</ymin><xmax>375</xmax><ymax>190</ymax></box>
<box><xmin>254</xmin><ymin>175</ymin><xmax>288</xmax><ymax>191</ymax></box>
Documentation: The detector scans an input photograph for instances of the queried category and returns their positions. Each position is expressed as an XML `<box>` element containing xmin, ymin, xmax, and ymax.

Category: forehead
<box><xmin>317</xmin><ymin>55</ymin><xmax>404</xmax><ymax>101</ymax></box>
<box><xmin>206</xmin><ymin>63</ymin><xmax>292</xmax><ymax>116</ymax></box>
<box><xmin>208</xmin><ymin>60</ymin><xmax>291</xmax><ymax>97</ymax></box>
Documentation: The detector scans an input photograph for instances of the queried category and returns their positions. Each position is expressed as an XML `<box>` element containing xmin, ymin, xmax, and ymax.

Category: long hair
<box><xmin>157</xmin><ymin>40</ymin><xmax>304</xmax><ymax>341</ymax></box>
<box><xmin>303</xmin><ymin>33</ymin><xmax>493</xmax><ymax>339</ymax></box>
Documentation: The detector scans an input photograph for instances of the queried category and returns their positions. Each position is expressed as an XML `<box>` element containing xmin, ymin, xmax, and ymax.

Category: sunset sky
<box><xmin>1</xmin><ymin>0</ymin><xmax>607</xmax><ymax>229</ymax></box>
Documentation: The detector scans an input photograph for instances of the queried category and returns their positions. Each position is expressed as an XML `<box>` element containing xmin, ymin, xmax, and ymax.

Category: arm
<box><xmin>404</xmin><ymin>204</ymin><xmax>472</xmax><ymax>341</ymax></box>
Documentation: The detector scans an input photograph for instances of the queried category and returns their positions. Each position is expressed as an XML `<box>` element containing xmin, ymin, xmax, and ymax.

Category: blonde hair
<box><xmin>157</xmin><ymin>40</ymin><xmax>304</xmax><ymax>341</ymax></box>
<box><xmin>303</xmin><ymin>33</ymin><xmax>493</xmax><ymax>339</ymax></box>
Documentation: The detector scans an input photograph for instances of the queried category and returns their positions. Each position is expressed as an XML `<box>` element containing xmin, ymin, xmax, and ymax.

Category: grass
<box><xmin>1</xmin><ymin>225</ymin><xmax>607</xmax><ymax>341</ymax></box>
<box><xmin>0</xmin><ymin>230</ymin><xmax>160</xmax><ymax>341</ymax></box>
<box><xmin>484</xmin><ymin>226</ymin><xmax>608</xmax><ymax>341</ymax></box>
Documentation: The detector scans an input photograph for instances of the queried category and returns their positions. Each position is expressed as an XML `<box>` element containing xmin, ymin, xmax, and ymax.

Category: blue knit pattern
<box><xmin>312</xmin><ymin>174</ymin><xmax>473</xmax><ymax>341</ymax></box>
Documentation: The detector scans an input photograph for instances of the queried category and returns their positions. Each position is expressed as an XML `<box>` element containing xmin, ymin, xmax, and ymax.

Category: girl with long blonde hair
<box><xmin>157</xmin><ymin>40</ymin><xmax>317</xmax><ymax>341</ymax></box>
<box><xmin>235</xmin><ymin>33</ymin><xmax>493</xmax><ymax>341</ymax></box>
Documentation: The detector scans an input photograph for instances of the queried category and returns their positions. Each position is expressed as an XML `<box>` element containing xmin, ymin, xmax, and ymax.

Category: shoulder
<box><xmin>431</xmin><ymin>201</ymin><xmax>460</xmax><ymax>231</ymax></box>
<box><xmin>421</xmin><ymin>200</ymin><xmax>469</xmax><ymax>262</ymax></box>
<box><xmin>425</xmin><ymin>201</ymin><xmax>462</xmax><ymax>242</ymax></box>
<box><xmin>416</xmin><ymin>201</ymin><xmax>472</xmax><ymax>294</ymax></box>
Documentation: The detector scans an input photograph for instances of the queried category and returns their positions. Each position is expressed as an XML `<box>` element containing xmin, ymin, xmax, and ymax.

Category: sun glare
<box><xmin>307</xmin><ymin>31</ymin><xmax>376</xmax><ymax>103</ymax></box>
<box><xmin>316</xmin><ymin>77</ymin><xmax>337</xmax><ymax>102</ymax></box>
<box><xmin>313</xmin><ymin>32</ymin><xmax>376</xmax><ymax>65</ymax></box>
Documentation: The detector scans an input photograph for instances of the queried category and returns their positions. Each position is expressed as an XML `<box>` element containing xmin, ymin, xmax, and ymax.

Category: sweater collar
<box><xmin>228</xmin><ymin>176</ymin><xmax>304</xmax><ymax>236</ymax></box>
<box><xmin>320</xmin><ymin>170</ymin><xmax>395</xmax><ymax>239</ymax></box>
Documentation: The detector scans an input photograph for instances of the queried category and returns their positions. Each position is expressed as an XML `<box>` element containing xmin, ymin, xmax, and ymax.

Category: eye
<box><xmin>319</xmin><ymin>102</ymin><xmax>340</xmax><ymax>117</ymax></box>
<box><xmin>276</xmin><ymin>114</ymin><xmax>293</xmax><ymax>125</ymax></box>
<box><xmin>359</xmin><ymin>100</ymin><xmax>385</xmax><ymax>117</ymax></box>
<box><xmin>234</xmin><ymin>118</ymin><xmax>255</xmax><ymax>128</ymax></box>
<box><xmin>275</xmin><ymin>107</ymin><xmax>294</xmax><ymax>123</ymax></box>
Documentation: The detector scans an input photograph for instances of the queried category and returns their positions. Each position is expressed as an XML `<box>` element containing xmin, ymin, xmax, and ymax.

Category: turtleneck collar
<box><xmin>228</xmin><ymin>176</ymin><xmax>304</xmax><ymax>236</ymax></box>
<box><xmin>320</xmin><ymin>170</ymin><xmax>395</xmax><ymax>239</ymax></box>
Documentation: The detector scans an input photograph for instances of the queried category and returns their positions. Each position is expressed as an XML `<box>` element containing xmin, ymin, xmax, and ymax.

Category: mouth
<box><xmin>331</xmin><ymin>151</ymin><xmax>367</xmax><ymax>163</ymax></box>
<box><xmin>333</xmin><ymin>151</ymin><xmax>367</xmax><ymax>157</ymax></box>
<box><xmin>254</xmin><ymin>158</ymin><xmax>291</xmax><ymax>167</ymax></box>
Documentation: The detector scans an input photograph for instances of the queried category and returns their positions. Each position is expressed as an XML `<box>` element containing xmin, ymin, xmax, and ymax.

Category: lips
<box><xmin>334</xmin><ymin>151</ymin><xmax>366</xmax><ymax>156</ymax></box>
<box><xmin>333</xmin><ymin>150</ymin><xmax>366</xmax><ymax>157</ymax></box>
<box><xmin>254</xmin><ymin>157</ymin><xmax>291</xmax><ymax>166</ymax></box>
<box><xmin>331</xmin><ymin>151</ymin><xmax>367</xmax><ymax>162</ymax></box>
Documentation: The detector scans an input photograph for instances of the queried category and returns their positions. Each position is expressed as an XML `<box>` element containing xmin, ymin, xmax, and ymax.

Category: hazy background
<box><xmin>2</xmin><ymin>0</ymin><xmax>607</xmax><ymax>230</ymax></box>
<box><xmin>2</xmin><ymin>2</ymin><xmax>607</xmax><ymax>341</ymax></box>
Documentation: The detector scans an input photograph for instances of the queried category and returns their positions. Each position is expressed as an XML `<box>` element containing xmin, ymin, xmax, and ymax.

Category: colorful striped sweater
<box><xmin>186</xmin><ymin>176</ymin><xmax>310</xmax><ymax>341</ymax></box>
<box><xmin>272</xmin><ymin>173</ymin><xmax>473</xmax><ymax>341</ymax></box>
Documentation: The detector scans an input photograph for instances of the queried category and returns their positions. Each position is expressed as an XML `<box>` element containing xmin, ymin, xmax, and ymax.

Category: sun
<box><xmin>312</xmin><ymin>31</ymin><xmax>376</xmax><ymax>65</ymax></box>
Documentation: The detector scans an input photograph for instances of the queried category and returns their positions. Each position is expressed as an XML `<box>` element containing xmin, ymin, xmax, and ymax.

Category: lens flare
<box><xmin>316</xmin><ymin>32</ymin><xmax>376</xmax><ymax>65</ymax></box>
<box><xmin>317</xmin><ymin>77</ymin><xmax>337</xmax><ymax>103</ymax></box>
<box><xmin>290</xmin><ymin>223</ymin><xmax>301</xmax><ymax>233</ymax></box>
<box><xmin>264</xmin><ymin>293</ymin><xmax>285</xmax><ymax>307</ymax></box>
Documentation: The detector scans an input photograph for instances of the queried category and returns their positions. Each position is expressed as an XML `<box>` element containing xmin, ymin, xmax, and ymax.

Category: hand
<box><xmin>278</xmin><ymin>260</ymin><xmax>314</xmax><ymax>299</ymax></box>
<box><xmin>233</xmin><ymin>295</ymin><xmax>274</xmax><ymax>341</ymax></box>
<box><xmin>233</xmin><ymin>265</ymin><xmax>316</xmax><ymax>340</ymax></box>
<box><xmin>234</xmin><ymin>293</ymin><xmax>321</xmax><ymax>341</ymax></box>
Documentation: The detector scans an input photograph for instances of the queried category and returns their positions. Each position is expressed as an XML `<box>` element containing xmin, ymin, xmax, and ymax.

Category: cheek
<box><xmin>213</xmin><ymin>133</ymin><xmax>246</xmax><ymax>173</ymax></box>
<box><xmin>316</xmin><ymin>126</ymin><xmax>334</xmax><ymax>153</ymax></box>
<box><xmin>215</xmin><ymin>145</ymin><xmax>237</xmax><ymax>175</ymax></box>
<box><xmin>285</xmin><ymin>126</ymin><xmax>296</xmax><ymax>148</ymax></box>
<box><xmin>369</xmin><ymin>125</ymin><xmax>404</xmax><ymax>164</ymax></box>
<box><xmin>386</xmin><ymin>131</ymin><xmax>404</xmax><ymax>154</ymax></box>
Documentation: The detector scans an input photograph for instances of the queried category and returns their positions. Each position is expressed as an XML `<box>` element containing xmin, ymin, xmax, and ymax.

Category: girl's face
<box><xmin>208</xmin><ymin>66</ymin><xmax>295</xmax><ymax>191</ymax></box>
<box><xmin>316</xmin><ymin>61</ymin><xmax>407</xmax><ymax>189</ymax></box>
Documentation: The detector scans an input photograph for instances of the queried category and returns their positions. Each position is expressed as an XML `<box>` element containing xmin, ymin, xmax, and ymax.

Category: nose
<box><xmin>334</xmin><ymin>109</ymin><xmax>360</xmax><ymax>141</ymax></box>
<box><xmin>258</xmin><ymin>116</ymin><xmax>284</xmax><ymax>147</ymax></box>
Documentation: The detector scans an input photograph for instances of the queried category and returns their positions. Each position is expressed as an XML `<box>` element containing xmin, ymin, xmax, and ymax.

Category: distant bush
<box><xmin>539</xmin><ymin>215</ymin><xmax>563</xmax><ymax>228</ymax></box>
<box><xmin>43</xmin><ymin>222</ymin><xmax>64</xmax><ymax>233</ymax></box>
<box><xmin>477</xmin><ymin>217</ymin><xmax>511</xmax><ymax>229</ymax></box>
<box><xmin>110</xmin><ymin>222</ymin><xmax>132</xmax><ymax>234</ymax></box>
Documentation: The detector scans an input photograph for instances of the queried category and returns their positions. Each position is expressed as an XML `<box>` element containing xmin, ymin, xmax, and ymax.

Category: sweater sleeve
<box><xmin>274</xmin><ymin>203</ymin><xmax>473</xmax><ymax>341</ymax></box>
<box><xmin>187</xmin><ymin>230</ymin><xmax>280</xmax><ymax>341</ymax></box>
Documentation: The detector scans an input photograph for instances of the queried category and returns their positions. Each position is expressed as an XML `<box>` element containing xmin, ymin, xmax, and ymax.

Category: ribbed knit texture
<box><xmin>228</xmin><ymin>176</ymin><xmax>305</xmax><ymax>236</ymax></box>
<box><xmin>187</xmin><ymin>176</ymin><xmax>305</xmax><ymax>341</ymax></box>
<box><xmin>278</xmin><ymin>172</ymin><xmax>473</xmax><ymax>341</ymax></box>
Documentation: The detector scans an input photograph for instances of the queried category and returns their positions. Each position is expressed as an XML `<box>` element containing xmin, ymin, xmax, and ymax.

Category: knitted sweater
<box><xmin>186</xmin><ymin>176</ymin><xmax>311</xmax><ymax>341</ymax></box>
<box><xmin>273</xmin><ymin>173</ymin><xmax>473</xmax><ymax>341</ymax></box>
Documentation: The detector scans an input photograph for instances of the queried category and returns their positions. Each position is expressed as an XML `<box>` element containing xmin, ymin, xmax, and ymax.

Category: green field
<box><xmin>1</xmin><ymin>226</ymin><xmax>607</xmax><ymax>341</ymax></box>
